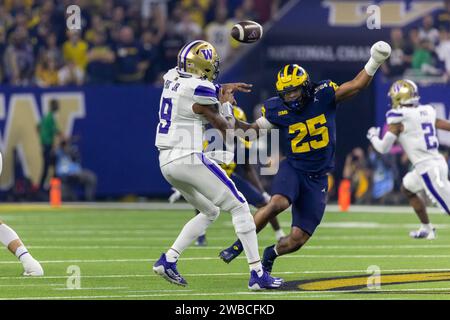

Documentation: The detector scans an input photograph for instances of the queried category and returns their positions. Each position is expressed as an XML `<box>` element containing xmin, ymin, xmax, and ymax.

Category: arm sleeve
<box><xmin>370</xmin><ymin>131</ymin><xmax>397</xmax><ymax>154</ymax></box>
<box><xmin>192</xmin><ymin>82</ymin><xmax>219</xmax><ymax>105</ymax></box>
<box><xmin>255</xmin><ymin>116</ymin><xmax>275</xmax><ymax>130</ymax></box>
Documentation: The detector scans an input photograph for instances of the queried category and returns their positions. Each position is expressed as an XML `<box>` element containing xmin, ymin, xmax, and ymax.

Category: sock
<box><xmin>275</xmin><ymin>229</ymin><xmax>285</xmax><ymax>241</ymax></box>
<box><xmin>15</xmin><ymin>245</ymin><xmax>31</xmax><ymax>262</ymax></box>
<box><xmin>0</xmin><ymin>224</ymin><xmax>19</xmax><ymax>247</ymax></box>
<box><xmin>421</xmin><ymin>223</ymin><xmax>433</xmax><ymax>231</ymax></box>
<box><xmin>264</xmin><ymin>244</ymin><xmax>279</xmax><ymax>261</ymax></box>
<box><xmin>237</xmin><ymin>229</ymin><xmax>261</xmax><ymax>272</ymax></box>
<box><xmin>231</xmin><ymin>239</ymin><xmax>243</xmax><ymax>252</ymax></box>
<box><xmin>249</xmin><ymin>261</ymin><xmax>264</xmax><ymax>277</ymax></box>
<box><xmin>166</xmin><ymin>248</ymin><xmax>180</xmax><ymax>263</ymax></box>
<box><xmin>166</xmin><ymin>213</ymin><xmax>213</xmax><ymax>262</ymax></box>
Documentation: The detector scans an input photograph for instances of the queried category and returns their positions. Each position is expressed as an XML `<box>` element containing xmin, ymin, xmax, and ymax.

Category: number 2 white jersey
<box><xmin>155</xmin><ymin>68</ymin><xmax>219</xmax><ymax>166</ymax></box>
<box><xmin>386</xmin><ymin>104</ymin><xmax>443</xmax><ymax>168</ymax></box>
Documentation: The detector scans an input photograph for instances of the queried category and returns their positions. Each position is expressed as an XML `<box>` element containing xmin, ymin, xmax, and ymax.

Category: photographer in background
<box><xmin>343</xmin><ymin>148</ymin><xmax>370</xmax><ymax>204</ymax></box>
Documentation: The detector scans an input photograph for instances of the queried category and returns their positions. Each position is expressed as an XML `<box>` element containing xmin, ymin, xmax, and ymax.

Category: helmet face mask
<box><xmin>388</xmin><ymin>79</ymin><xmax>420</xmax><ymax>109</ymax></box>
<box><xmin>275</xmin><ymin>64</ymin><xmax>312</xmax><ymax>111</ymax></box>
<box><xmin>177</xmin><ymin>40</ymin><xmax>220</xmax><ymax>81</ymax></box>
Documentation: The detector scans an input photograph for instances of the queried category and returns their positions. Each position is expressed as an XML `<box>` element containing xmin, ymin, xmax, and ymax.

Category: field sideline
<box><xmin>0</xmin><ymin>202</ymin><xmax>449</xmax><ymax>300</ymax></box>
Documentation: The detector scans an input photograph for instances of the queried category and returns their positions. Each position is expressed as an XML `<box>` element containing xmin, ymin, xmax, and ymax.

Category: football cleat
<box><xmin>409</xmin><ymin>228</ymin><xmax>436</xmax><ymax>240</ymax></box>
<box><xmin>219</xmin><ymin>243</ymin><xmax>243</xmax><ymax>263</ymax></box>
<box><xmin>153</xmin><ymin>253</ymin><xmax>187</xmax><ymax>286</ymax></box>
<box><xmin>248</xmin><ymin>270</ymin><xmax>283</xmax><ymax>290</ymax></box>
<box><xmin>22</xmin><ymin>257</ymin><xmax>44</xmax><ymax>276</ymax></box>
<box><xmin>195</xmin><ymin>235</ymin><xmax>207</xmax><ymax>247</ymax></box>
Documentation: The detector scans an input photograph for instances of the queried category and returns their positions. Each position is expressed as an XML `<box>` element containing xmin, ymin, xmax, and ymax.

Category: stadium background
<box><xmin>0</xmin><ymin>0</ymin><xmax>449</xmax><ymax>204</ymax></box>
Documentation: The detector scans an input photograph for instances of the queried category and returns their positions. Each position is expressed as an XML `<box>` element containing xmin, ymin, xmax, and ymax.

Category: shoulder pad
<box><xmin>264</xmin><ymin>96</ymin><xmax>283</xmax><ymax>110</ymax></box>
<box><xmin>386</xmin><ymin>109</ymin><xmax>404</xmax><ymax>124</ymax></box>
<box><xmin>192</xmin><ymin>80</ymin><xmax>218</xmax><ymax>104</ymax></box>
<box><xmin>314</xmin><ymin>80</ymin><xmax>339</xmax><ymax>94</ymax></box>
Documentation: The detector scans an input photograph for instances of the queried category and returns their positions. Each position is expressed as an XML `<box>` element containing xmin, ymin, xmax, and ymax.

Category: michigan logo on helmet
<box><xmin>275</xmin><ymin>64</ymin><xmax>313</xmax><ymax>110</ymax></box>
<box><xmin>177</xmin><ymin>40</ymin><xmax>220</xmax><ymax>81</ymax></box>
<box><xmin>388</xmin><ymin>79</ymin><xmax>420</xmax><ymax>109</ymax></box>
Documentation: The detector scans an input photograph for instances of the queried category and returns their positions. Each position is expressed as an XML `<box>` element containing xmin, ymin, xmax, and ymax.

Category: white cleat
<box><xmin>22</xmin><ymin>258</ymin><xmax>44</xmax><ymax>276</ymax></box>
<box><xmin>409</xmin><ymin>228</ymin><xmax>436</xmax><ymax>240</ymax></box>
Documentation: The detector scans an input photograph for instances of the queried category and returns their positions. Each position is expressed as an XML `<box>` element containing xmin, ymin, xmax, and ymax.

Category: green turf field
<box><xmin>1</xmin><ymin>204</ymin><xmax>449</xmax><ymax>300</ymax></box>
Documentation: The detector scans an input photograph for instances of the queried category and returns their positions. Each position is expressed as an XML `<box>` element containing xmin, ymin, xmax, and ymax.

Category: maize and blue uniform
<box><xmin>259</xmin><ymin>80</ymin><xmax>338</xmax><ymax>235</ymax></box>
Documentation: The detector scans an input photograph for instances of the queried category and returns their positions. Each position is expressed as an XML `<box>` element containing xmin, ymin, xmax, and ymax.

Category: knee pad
<box><xmin>230</xmin><ymin>203</ymin><xmax>255</xmax><ymax>233</ymax></box>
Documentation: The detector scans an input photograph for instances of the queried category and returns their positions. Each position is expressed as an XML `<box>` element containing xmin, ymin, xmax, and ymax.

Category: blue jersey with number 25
<box><xmin>262</xmin><ymin>80</ymin><xmax>339</xmax><ymax>174</ymax></box>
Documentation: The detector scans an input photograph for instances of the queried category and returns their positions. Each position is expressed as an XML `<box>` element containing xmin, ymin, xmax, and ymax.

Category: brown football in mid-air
<box><xmin>231</xmin><ymin>21</ymin><xmax>263</xmax><ymax>43</ymax></box>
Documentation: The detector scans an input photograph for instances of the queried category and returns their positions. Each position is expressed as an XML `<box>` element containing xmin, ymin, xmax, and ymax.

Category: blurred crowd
<box><xmin>340</xmin><ymin>144</ymin><xmax>450</xmax><ymax>205</ymax></box>
<box><xmin>382</xmin><ymin>0</ymin><xmax>450</xmax><ymax>84</ymax></box>
<box><xmin>0</xmin><ymin>0</ymin><xmax>286</xmax><ymax>86</ymax></box>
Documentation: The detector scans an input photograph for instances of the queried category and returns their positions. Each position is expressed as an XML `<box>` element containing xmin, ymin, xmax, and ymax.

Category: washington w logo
<box><xmin>201</xmin><ymin>49</ymin><xmax>213</xmax><ymax>60</ymax></box>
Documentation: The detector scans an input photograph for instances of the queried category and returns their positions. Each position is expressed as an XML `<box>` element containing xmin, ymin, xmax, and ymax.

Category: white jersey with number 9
<box><xmin>155</xmin><ymin>68</ymin><xmax>219</xmax><ymax>166</ymax></box>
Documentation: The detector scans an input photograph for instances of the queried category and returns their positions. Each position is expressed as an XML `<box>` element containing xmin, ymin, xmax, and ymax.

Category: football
<box><xmin>230</xmin><ymin>20</ymin><xmax>263</xmax><ymax>43</ymax></box>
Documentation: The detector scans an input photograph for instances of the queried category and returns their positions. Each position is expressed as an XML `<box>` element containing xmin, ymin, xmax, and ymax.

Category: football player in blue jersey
<box><xmin>219</xmin><ymin>41</ymin><xmax>392</xmax><ymax>273</ymax></box>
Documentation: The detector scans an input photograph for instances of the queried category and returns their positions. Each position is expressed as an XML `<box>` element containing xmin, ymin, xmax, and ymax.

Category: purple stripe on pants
<box><xmin>422</xmin><ymin>172</ymin><xmax>450</xmax><ymax>215</ymax></box>
<box><xmin>197</xmin><ymin>153</ymin><xmax>245</xmax><ymax>203</ymax></box>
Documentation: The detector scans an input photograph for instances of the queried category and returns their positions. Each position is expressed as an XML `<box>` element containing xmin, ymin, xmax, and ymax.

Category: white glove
<box><xmin>365</xmin><ymin>41</ymin><xmax>392</xmax><ymax>76</ymax></box>
<box><xmin>220</xmin><ymin>102</ymin><xmax>236</xmax><ymax>126</ymax></box>
<box><xmin>168</xmin><ymin>187</ymin><xmax>182</xmax><ymax>203</ymax></box>
<box><xmin>367</xmin><ymin>127</ymin><xmax>380</xmax><ymax>140</ymax></box>
<box><xmin>370</xmin><ymin>41</ymin><xmax>391</xmax><ymax>63</ymax></box>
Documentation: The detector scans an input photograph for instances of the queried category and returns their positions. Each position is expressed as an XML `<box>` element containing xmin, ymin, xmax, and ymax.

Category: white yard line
<box><xmin>53</xmin><ymin>287</ymin><xmax>129</xmax><ymax>291</ymax></box>
<box><xmin>0</xmin><ymin>284</ymin><xmax>64</xmax><ymax>287</ymax></box>
<box><xmin>2</xmin><ymin>287</ymin><xmax>450</xmax><ymax>300</ymax></box>
<box><xmin>1</xmin><ymin>268</ymin><xmax>449</xmax><ymax>281</ymax></box>
<box><xmin>0</xmin><ymin>202</ymin><xmax>445</xmax><ymax>214</ymax></box>
<box><xmin>20</xmin><ymin>235</ymin><xmax>447</xmax><ymax>242</ymax></box>
<box><xmin>21</xmin><ymin>244</ymin><xmax>450</xmax><ymax>250</ymax></box>
<box><xmin>1</xmin><ymin>254</ymin><xmax>450</xmax><ymax>265</ymax></box>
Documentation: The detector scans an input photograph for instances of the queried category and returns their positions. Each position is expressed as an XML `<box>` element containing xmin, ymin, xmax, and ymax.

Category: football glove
<box><xmin>370</xmin><ymin>41</ymin><xmax>392</xmax><ymax>64</ymax></box>
<box><xmin>220</xmin><ymin>101</ymin><xmax>236</xmax><ymax>127</ymax></box>
<box><xmin>365</xmin><ymin>41</ymin><xmax>391</xmax><ymax>76</ymax></box>
<box><xmin>367</xmin><ymin>127</ymin><xmax>380</xmax><ymax>140</ymax></box>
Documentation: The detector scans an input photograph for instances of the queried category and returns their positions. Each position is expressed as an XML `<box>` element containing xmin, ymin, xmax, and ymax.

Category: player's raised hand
<box><xmin>221</xmin><ymin>83</ymin><xmax>253</xmax><ymax>93</ymax></box>
<box><xmin>367</xmin><ymin>127</ymin><xmax>380</xmax><ymax>140</ymax></box>
<box><xmin>370</xmin><ymin>41</ymin><xmax>391</xmax><ymax>64</ymax></box>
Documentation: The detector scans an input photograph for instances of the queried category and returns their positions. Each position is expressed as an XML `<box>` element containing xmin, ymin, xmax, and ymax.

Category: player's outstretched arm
<box><xmin>233</xmin><ymin>115</ymin><xmax>275</xmax><ymax>141</ymax></box>
<box><xmin>367</xmin><ymin>124</ymin><xmax>402</xmax><ymax>154</ymax></box>
<box><xmin>335</xmin><ymin>41</ymin><xmax>391</xmax><ymax>102</ymax></box>
<box><xmin>193</xmin><ymin>88</ymin><xmax>237</xmax><ymax>138</ymax></box>
<box><xmin>221</xmin><ymin>83</ymin><xmax>253</xmax><ymax>93</ymax></box>
<box><xmin>436</xmin><ymin>118</ymin><xmax>450</xmax><ymax>131</ymax></box>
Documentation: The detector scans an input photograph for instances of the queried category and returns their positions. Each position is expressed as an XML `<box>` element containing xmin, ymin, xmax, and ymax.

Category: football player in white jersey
<box><xmin>367</xmin><ymin>79</ymin><xmax>450</xmax><ymax>239</ymax></box>
<box><xmin>0</xmin><ymin>153</ymin><xmax>44</xmax><ymax>276</ymax></box>
<box><xmin>153</xmin><ymin>40</ymin><xmax>283</xmax><ymax>290</ymax></box>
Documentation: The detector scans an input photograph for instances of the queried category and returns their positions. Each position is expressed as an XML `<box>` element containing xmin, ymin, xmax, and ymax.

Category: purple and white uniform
<box><xmin>387</xmin><ymin>105</ymin><xmax>450</xmax><ymax>214</ymax></box>
<box><xmin>155</xmin><ymin>68</ymin><xmax>247</xmax><ymax>214</ymax></box>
